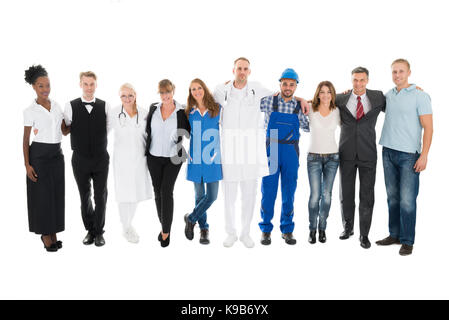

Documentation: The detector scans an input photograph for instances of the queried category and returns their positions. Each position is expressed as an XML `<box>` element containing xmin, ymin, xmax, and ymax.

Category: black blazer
<box><xmin>336</xmin><ymin>89</ymin><xmax>386</xmax><ymax>161</ymax></box>
<box><xmin>145</xmin><ymin>102</ymin><xmax>191</xmax><ymax>163</ymax></box>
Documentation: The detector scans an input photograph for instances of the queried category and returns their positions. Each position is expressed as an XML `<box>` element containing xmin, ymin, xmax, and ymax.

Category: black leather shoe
<box><xmin>360</xmin><ymin>236</ymin><xmax>371</xmax><ymax>249</ymax></box>
<box><xmin>56</xmin><ymin>241</ymin><xmax>63</xmax><ymax>249</ymax></box>
<box><xmin>95</xmin><ymin>234</ymin><xmax>106</xmax><ymax>247</ymax></box>
<box><xmin>282</xmin><ymin>233</ymin><xmax>297</xmax><ymax>245</ymax></box>
<box><xmin>319</xmin><ymin>230</ymin><xmax>327</xmax><ymax>243</ymax></box>
<box><xmin>399</xmin><ymin>244</ymin><xmax>413</xmax><ymax>256</ymax></box>
<box><xmin>308</xmin><ymin>231</ymin><xmax>316</xmax><ymax>244</ymax></box>
<box><xmin>376</xmin><ymin>236</ymin><xmax>400</xmax><ymax>246</ymax></box>
<box><xmin>41</xmin><ymin>236</ymin><xmax>58</xmax><ymax>252</ymax></box>
<box><xmin>200</xmin><ymin>229</ymin><xmax>210</xmax><ymax>245</ymax></box>
<box><xmin>339</xmin><ymin>230</ymin><xmax>354</xmax><ymax>240</ymax></box>
<box><xmin>160</xmin><ymin>233</ymin><xmax>170</xmax><ymax>248</ymax></box>
<box><xmin>261</xmin><ymin>232</ymin><xmax>271</xmax><ymax>245</ymax></box>
<box><xmin>83</xmin><ymin>232</ymin><xmax>95</xmax><ymax>245</ymax></box>
<box><xmin>184</xmin><ymin>214</ymin><xmax>196</xmax><ymax>240</ymax></box>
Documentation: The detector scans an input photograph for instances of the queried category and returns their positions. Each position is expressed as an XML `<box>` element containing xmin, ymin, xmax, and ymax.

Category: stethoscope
<box><xmin>118</xmin><ymin>105</ymin><xmax>139</xmax><ymax>127</ymax></box>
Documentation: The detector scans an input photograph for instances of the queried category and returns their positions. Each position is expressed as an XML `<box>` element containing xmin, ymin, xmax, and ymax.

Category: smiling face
<box><xmin>233</xmin><ymin>59</ymin><xmax>251</xmax><ymax>85</ymax></box>
<box><xmin>159</xmin><ymin>89</ymin><xmax>174</xmax><ymax>105</ymax></box>
<box><xmin>391</xmin><ymin>62</ymin><xmax>411</xmax><ymax>88</ymax></box>
<box><xmin>120</xmin><ymin>87</ymin><xmax>136</xmax><ymax>108</ymax></box>
<box><xmin>351</xmin><ymin>72</ymin><xmax>369</xmax><ymax>96</ymax></box>
<box><xmin>318</xmin><ymin>85</ymin><xmax>332</xmax><ymax>106</ymax></box>
<box><xmin>32</xmin><ymin>76</ymin><xmax>50</xmax><ymax>100</ymax></box>
<box><xmin>280</xmin><ymin>79</ymin><xmax>297</xmax><ymax>100</ymax></box>
<box><xmin>80</xmin><ymin>76</ymin><xmax>97</xmax><ymax>100</ymax></box>
<box><xmin>189</xmin><ymin>82</ymin><xmax>205</xmax><ymax>105</ymax></box>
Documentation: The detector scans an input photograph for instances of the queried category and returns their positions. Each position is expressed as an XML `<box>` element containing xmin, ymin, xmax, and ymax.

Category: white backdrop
<box><xmin>1</xmin><ymin>0</ymin><xmax>448</xmax><ymax>299</ymax></box>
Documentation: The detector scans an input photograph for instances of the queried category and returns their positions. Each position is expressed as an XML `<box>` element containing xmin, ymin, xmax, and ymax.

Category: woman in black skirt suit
<box><xmin>23</xmin><ymin>65</ymin><xmax>68</xmax><ymax>252</ymax></box>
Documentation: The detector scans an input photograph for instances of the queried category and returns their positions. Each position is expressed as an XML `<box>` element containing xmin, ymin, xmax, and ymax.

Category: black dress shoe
<box><xmin>184</xmin><ymin>214</ymin><xmax>196</xmax><ymax>240</ymax></box>
<box><xmin>261</xmin><ymin>232</ymin><xmax>271</xmax><ymax>245</ymax></box>
<box><xmin>319</xmin><ymin>230</ymin><xmax>327</xmax><ymax>243</ymax></box>
<box><xmin>95</xmin><ymin>234</ymin><xmax>106</xmax><ymax>247</ymax></box>
<box><xmin>308</xmin><ymin>231</ymin><xmax>316</xmax><ymax>244</ymax></box>
<box><xmin>56</xmin><ymin>241</ymin><xmax>63</xmax><ymax>249</ymax></box>
<box><xmin>200</xmin><ymin>229</ymin><xmax>210</xmax><ymax>245</ymax></box>
<box><xmin>282</xmin><ymin>233</ymin><xmax>297</xmax><ymax>245</ymax></box>
<box><xmin>41</xmin><ymin>236</ymin><xmax>58</xmax><ymax>252</ymax></box>
<box><xmin>360</xmin><ymin>236</ymin><xmax>371</xmax><ymax>249</ymax></box>
<box><xmin>339</xmin><ymin>230</ymin><xmax>354</xmax><ymax>240</ymax></box>
<box><xmin>83</xmin><ymin>232</ymin><xmax>95</xmax><ymax>245</ymax></box>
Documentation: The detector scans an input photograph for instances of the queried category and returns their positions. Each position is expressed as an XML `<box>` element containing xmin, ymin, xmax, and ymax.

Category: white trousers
<box><xmin>223</xmin><ymin>179</ymin><xmax>258</xmax><ymax>237</ymax></box>
<box><xmin>118</xmin><ymin>202</ymin><xmax>137</xmax><ymax>231</ymax></box>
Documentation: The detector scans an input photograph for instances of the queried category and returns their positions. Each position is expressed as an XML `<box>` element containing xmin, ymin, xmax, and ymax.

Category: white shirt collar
<box><xmin>351</xmin><ymin>91</ymin><xmax>367</xmax><ymax>99</ymax></box>
<box><xmin>81</xmin><ymin>96</ymin><xmax>96</xmax><ymax>103</ymax></box>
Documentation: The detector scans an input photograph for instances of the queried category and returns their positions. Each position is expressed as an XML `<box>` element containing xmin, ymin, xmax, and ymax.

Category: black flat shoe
<box><xmin>339</xmin><ymin>229</ymin><xmax>354</xmax><ymax>240</ymax></box>
<box><xmin>160</xmin><ymin>233</ymin><xmax>170</xmax><ymax>248</ymax></box>
<box><xmin>319</xmin><ymin>230</ymin><xmax>327</xmax><ymax>243</ymax></box>
<box><xmin>95</xmin><ymin>234</ymin><xmax>106</xmax><ymax>247</ymax></box>
<box><xmin>41</xmin><ymin>236</ymin><xmax>58</xmax><ymax>252</ymax></box>
<box><xmin>83</xmin><ymin>232</ymin><xmax>95</xmax><ymax>245</ymax></box>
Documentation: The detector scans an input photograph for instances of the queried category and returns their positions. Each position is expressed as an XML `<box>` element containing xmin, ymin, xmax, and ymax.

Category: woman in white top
<box><xmin>307</xmin><ymin>81</ymin><xmax>340</xmax><ymax>244</ymax></box>
<box><xmin>23</xmin><ymin>65</ymin><xmax>68</xmax><ymax>252</ymax></box>
<box><xmin>109</xmin><ymin>83</ymin><xmax>153</xmax><ymax>243</ymax></box>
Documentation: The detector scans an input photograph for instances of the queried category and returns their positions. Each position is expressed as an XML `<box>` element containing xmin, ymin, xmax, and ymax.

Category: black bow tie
<box><xmin>82</xmin><ymin>101</ymin><xmax>94</xmax><ymax>106</ymax></box>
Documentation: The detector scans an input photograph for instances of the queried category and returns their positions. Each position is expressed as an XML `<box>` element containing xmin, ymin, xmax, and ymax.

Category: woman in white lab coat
<box><xmin>109</xmin><ymin>83</ymin><xmax>153</xmax><ymax>243</ymax></box>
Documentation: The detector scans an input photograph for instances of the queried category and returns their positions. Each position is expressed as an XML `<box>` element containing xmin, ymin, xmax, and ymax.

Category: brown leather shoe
<box><xmin>376</xmin><ymin>236</ymin><xmax>400</xmax><ymax>246</ymax></box>
<box><xmin>399</xmin><ymin>244</ymin><xmax>413</xmax><ymax>256</ymax></box>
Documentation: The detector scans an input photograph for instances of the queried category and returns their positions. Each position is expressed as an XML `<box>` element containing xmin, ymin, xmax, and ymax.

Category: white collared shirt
<box><xmin>149</xmin><ymin>101</ymin><xmax>183</xmax><ymax>157</ymax></box>
<box><xmin>63</xmin><ymin>97</ymin><xmax>111</xmax><ymax>127</ymax></box>
<box><xmin>23</xmin><ymin>99</ymin><xmax>63</xmax><ymax>143</ymax></box>
<box><xmin>346</xmin><ymin>91</ymin><xmax>372</xmax><ymax>119</ymax></box>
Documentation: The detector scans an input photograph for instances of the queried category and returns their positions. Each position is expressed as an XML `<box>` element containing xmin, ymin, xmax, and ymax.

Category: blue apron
<box><xmin>259</xmin><ymin>95</ymin><xmax>301</xmax><ymax>234</ymax></box>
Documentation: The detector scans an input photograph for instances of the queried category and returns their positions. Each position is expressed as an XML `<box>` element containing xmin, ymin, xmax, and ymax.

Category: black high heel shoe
<box><xmin>41</xmin><ymin>236</ymin><xmax>58</xmax><ymax>252</ymax></box>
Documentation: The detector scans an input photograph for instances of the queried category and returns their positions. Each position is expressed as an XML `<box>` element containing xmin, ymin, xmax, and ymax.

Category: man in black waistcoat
<box><xmin>63</xmin><ymin>71</ymin><xmax>110</xmax><ymax>247</ymax></box>
<box><xmin>336</xmin><ymin>67</ymin><xmax>386</xmax><ymax>249</ymax></box>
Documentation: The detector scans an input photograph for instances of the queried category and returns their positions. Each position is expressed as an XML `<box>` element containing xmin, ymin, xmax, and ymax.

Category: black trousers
<box><xmin>72</xmin><ymin>152</ymin><xmax>109</xmax><ymax>236</ymax></box>
<box><xmin>147</xmin><ymin>154</ymin><xmax>182</xmax><ymax>234</ymax></box>
<box><xmin>339</xmin><ymin>158</ymin><xmax>376</xmax><ymax>237</ymax></box>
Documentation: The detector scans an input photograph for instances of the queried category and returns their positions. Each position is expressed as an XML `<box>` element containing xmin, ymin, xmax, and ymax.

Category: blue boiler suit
<box><xmin>259</xmin><ymin>96</ymin><xmax>301</xmax><ymax>234</ymax></box>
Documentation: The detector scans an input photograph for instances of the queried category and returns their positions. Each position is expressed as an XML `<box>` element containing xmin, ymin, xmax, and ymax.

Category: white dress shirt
<box><xmin>149</xmin><ymin>101</ymin><xmax>183</xmax><ymax>158</ymax></box>
<box><xmin>63</xmin><ymin>97</ymin><xmax>112</xmax><ymax>132</ymax></box>
<box><xmin>23</xmin><ymin>99</ymin><xmax>63</xmax><ymax>143</ymax></box>
<box><xmin>346</xmin><ymin>91</ymin><xmax>372</xmax><ymax>119</ymax></box>
<box><xmin>308</xmin><ymin>108</ymin><xmax>341</xmax><ymax>154</ymax></box>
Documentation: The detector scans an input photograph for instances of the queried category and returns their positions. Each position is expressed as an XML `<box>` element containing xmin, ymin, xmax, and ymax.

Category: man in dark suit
<box><xmin>336</xmin><ymin>67</ymin><xmax>386</xmax><ymax>249</ymax></box>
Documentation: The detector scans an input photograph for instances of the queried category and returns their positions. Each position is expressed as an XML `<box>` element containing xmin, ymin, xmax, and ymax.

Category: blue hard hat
<box><xmin>279</xmin><ymin>68</ymin><xmax>299</xmax><ymax>83</ymax></box>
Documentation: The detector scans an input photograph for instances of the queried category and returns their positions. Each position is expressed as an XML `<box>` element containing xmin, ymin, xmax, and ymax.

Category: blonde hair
<box><xmin>392</xmin><ymin>58</ymin><xmax>411</xmax><ymax>70</ymax></box>
<box><xmin>79</xmin><ymin>71</ymin><xmax>97</xmax><ymax>81</ymax></box>
<box><xmin>119</xmin><ymin>83</ymin><xmax>137</xmax><ymax>108</ymax></box>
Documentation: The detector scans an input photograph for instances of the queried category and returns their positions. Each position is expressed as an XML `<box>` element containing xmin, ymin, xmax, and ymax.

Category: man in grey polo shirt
<box><xmin>376</xmin><ymin>59</ymin><xmax>433</xmax><ymax>256</ymax></box>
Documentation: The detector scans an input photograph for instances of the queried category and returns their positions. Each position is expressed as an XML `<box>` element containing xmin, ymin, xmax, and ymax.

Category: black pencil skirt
<box><xmin>26</xmin><ymin>142</ymin><xmax>65</xmax><ymax>235</ymax></box>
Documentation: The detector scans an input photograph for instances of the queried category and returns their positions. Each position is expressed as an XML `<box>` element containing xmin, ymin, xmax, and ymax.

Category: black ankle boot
<box><xmin>308</xmin><ymin>231</ymin><xmax>316</xmax><ymax>244</ymax></box>
<box><xmin>319</xmin><ymin>230</ymin><xmax>327</xmax><ymax>243</ymax></box>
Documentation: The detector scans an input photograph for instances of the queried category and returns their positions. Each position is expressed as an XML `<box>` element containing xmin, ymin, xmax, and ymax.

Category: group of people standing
<box><xmin>23</xmin><ymin>57</ymin><xmax>433</xmax><ymax>256</ymax></box>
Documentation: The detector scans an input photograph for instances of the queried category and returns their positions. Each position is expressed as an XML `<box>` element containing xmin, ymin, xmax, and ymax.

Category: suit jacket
<box><xmin>336</xmin><ymin>89</ymin><xmax>386</xmax><ymax>161</ymax></box>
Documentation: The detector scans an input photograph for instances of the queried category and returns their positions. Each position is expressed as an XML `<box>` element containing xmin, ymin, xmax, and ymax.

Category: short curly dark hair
<box><xmin>24</xmin><ymin>65</ymin><xmax>48</xmax><ymax>85</ymax></box>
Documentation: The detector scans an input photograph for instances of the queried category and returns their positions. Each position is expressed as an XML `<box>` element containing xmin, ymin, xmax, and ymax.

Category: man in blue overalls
<box><xmin>259</xmin><ymin>69</ymin><xmax>310</xmax><ymax>245</ymax></box>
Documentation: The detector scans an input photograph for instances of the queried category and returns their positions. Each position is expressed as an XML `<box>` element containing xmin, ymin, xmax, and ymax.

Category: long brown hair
<box><xmin>312</xmin><ymin>81</ymin><xmax>337</xmax><ymax>112</ymax></box>
<box><xmin>185</xmin><ymin>78</ymin><xmax>219</xmax><ymax>118</ymax></box>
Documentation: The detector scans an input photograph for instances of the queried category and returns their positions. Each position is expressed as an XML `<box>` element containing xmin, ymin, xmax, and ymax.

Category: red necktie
<box><xmin>356</xmin><ymin>96</ymin><xmax>365</xmax><ymax>120</ymax></box>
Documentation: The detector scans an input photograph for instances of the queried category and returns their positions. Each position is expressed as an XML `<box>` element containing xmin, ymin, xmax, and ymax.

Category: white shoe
<box><xmin>223</xmin><ymin>235</ymin><xmax>238</xmax><ymax>248</ymax></box>
<box><xmin>123</xmin><ymin>227</ymin><xmax>139</xmax><ymax>244</ymax></box>
<box><xmin>240</xmin><ymin>235</ymin><xmax>255</xmax><ymax>248</ymax></box>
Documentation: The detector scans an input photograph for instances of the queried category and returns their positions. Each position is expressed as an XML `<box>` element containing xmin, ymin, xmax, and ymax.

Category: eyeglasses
<box><xmin>120</xmin><ymin>94</ymin><xmax>135</xmax><ymax>100</ymax></box>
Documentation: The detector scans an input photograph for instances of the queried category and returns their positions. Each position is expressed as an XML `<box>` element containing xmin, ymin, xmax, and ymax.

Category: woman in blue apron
<box><xmin>184</xmin><ymin>78</ymin><xmax>222</xmax><ymax>245</ymax></box>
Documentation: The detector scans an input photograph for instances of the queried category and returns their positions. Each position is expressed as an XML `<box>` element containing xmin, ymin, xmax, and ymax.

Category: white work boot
<box><xmin>240</xmin><ymin>235</ymin><xmax>255</xmax><ymax>248</ymax></box>
<box><xmin>123</xmin><ymin>226</ymin><xmax>140</xmax><ymax>244</ymax></box>
<box><xmin>223</xmin><ymin>234</ymin><xmax>238</xmax><ymax>248</ymax></box>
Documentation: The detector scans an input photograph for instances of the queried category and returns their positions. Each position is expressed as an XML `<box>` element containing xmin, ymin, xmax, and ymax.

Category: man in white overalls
<box><xmin>214</xmin><ymin>57</ymin><xmax>308</xmax><ymax>248</ymax></box>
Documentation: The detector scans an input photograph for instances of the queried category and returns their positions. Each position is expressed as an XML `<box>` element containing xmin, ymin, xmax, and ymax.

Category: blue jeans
<box><xmin>382</xmin><ymin>147</ymin><xmax>420</xmax><ymax>246</ymax></box>
<box><xmin>188</xmin><ymin>181</ymin><xmax>219</xmax><ymax>230</ymax></box>
<box><xmin>307</xmin><ymin>153</ymin><xmax>339</xmax><ymax>231</ymax></box>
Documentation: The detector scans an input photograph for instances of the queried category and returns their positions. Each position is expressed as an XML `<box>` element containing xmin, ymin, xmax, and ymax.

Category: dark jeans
<box><xmin>382</xmin><ymin>147</ymin><xmax>420</xmax><ymax>246</ymax></box>
<box><xmin>147</xmin><ymin>154</ymin><xmax>182</xmax><ymax>234</ymax></box>
<box><xmin>307</xmin><ymin>153</ymin><xmax>339</xmax><ymax>231</ymax></box>
<box><xmin>339</xmin><ymin>157</ymin><xmax>376</xmax><ymax>237</ymax></box>
<box><xmin>72</xmin><ymin>152</ymin><xmax>109</xmax><ymax>236</ymax></box>
<box><xmin>188</xmin><ymin>181</ymin><xmax>219</xmax><ymax>230</ymax></box>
